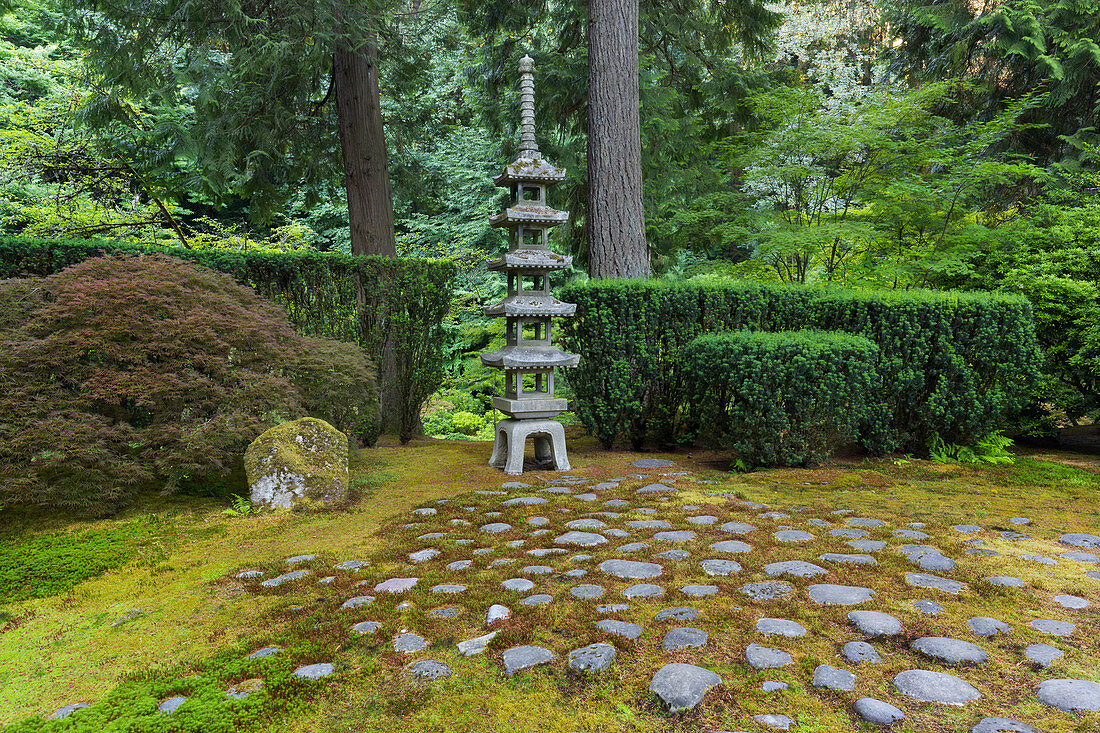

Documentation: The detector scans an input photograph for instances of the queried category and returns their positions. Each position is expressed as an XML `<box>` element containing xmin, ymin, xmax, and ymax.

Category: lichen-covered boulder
<box><xmin>246</xmin><ymin>418</ymin><xmax>348</xmax><ymax>510</ymax></box>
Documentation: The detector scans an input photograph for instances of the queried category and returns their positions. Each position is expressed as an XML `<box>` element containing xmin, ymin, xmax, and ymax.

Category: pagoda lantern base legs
<box><xmin>489</xmin><ymin>418</ymin><xmax>571</xmax><ymax>475</ymax></box>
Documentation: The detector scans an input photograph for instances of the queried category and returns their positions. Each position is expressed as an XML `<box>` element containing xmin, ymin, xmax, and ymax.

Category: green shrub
<box><xmin>559</xmin><ymin>279</ymin><xmax>1039</xmax><ymax>452</ymax></box>
<box><xmin>683</xmin><ymin>331</ymin><xmax>879</xmax><ymax>465</ymax></box>
<box><xmin>0</xmin><ymin>235</ymin><xmax>455</xmax><ymax>442</ymax></box>
<box><xmin>0</xmin><ymin>255</ymin><xmax>378</xmax><ymax>515</ymax></box>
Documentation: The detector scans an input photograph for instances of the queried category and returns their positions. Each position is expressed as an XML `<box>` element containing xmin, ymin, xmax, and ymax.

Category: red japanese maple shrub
<box><xmin>0</xmin><ymin>255</ymin><xmax>377</xmax><ymax>515</ymax></box>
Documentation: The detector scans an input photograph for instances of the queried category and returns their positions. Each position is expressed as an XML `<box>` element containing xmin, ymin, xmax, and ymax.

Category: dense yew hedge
<box><xmin>559</xmin><ymin>280</ymin><xmax>1040</xmax><ymax>453</ymax></box>
<box><xmin>683</xmin><ymin>331</ymin><xmax>879</xmax><ymax>465</ymax></box>
<box><xmin>0</xmin><ymin>236</ymin><xmax>456</xmax><ymax>442</ymax></box>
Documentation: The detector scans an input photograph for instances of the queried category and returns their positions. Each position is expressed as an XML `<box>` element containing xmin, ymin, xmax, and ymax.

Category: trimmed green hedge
<box><xmin>683</xmin><ymin>331</ymin><xmax>879</xmax><ymax>465</ymax></box>
<box><xmin>0</xmin><ymin>236</ymin><xmax>456</xmax><ymax>442</ymax></box>
<box><xmin>559</xmin><ymin>279</ymin><xmax>1040</xmax><ymax>453</ymax></box>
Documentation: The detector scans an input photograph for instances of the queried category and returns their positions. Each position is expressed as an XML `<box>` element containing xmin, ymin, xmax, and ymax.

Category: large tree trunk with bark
<box><xmin>586</xmin><ymin>0</ymin><xmax>649</xmax><ymax>279</ymax></box>
<box><xmin>334</xmin><ymin>39</ymin><xmax>404</xmax><ymax>439</ymax></box>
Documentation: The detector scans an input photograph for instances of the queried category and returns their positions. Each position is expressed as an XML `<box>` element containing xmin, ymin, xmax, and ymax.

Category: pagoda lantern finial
<box><xmin>517</xmin><ymin>55</ymin><xmax>538</xmax><ymax>156</ymax></box>
<box><xmin>482</xmin><ymin>54</ymin><xmax>579</xmax><ymax>475</ymax></box>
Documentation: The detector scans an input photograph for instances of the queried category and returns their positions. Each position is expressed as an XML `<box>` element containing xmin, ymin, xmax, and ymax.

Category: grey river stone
<box><xmin>649</xmin><ymin>663</ymin><xmax>722</xmax><ymax>712</ymax></box>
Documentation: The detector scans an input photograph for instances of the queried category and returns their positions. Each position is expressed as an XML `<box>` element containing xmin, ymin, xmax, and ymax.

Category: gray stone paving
<box><xmin>218</xmin><ymin>467</ymin><xmax>1100</xmax><ymax>732</ymax></box>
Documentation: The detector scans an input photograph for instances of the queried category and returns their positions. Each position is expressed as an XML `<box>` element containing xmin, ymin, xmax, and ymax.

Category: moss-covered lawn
<box><xmin>1</xmin><ymin>435</ymin><xmax>1098</xmax><ymax>731</ymax></box>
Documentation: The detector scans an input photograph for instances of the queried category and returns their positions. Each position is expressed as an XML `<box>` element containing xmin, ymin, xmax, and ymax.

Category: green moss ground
<box><xmin>1</xmin><ymin>435</ymin><xmax>1098</xmax><ymax>731</ymax></box>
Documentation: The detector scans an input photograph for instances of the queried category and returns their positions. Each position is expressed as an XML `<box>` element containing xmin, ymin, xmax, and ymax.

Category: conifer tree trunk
<box><xmin>587</xmin><ymin>0</ymin><xmax>649</xmax><ymax>278</ymax></box>
<box><xmin>334</xmin><ymin>39</ymin><xmax>403</xmax><ymax>438</ymax></box>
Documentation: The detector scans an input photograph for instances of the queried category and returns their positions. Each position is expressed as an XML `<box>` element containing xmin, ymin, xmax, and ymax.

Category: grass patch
<box><xmin>0</xmin><ymin>520</ymin><xmax>151</xmax><ymax>605</ymax></box>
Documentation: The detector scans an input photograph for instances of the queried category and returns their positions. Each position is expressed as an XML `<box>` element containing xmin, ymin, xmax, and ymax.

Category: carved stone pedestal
<box><xmin>489</xmin><ymin>418</ymin><xmax>571</xmax><ymax>476</ymax></box>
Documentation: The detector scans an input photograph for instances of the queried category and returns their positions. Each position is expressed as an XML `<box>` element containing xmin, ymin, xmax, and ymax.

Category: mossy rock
<box><xmin>245</xmin><ymin>418</ymin><xmax>349</xmax><ymax>511</ymax></box>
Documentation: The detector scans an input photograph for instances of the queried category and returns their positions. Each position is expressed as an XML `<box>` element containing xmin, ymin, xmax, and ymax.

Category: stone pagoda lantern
<box><xmin>482</xmin><ymin>54</ymin><xmax>579</xmax><ymax>475</ymax></box>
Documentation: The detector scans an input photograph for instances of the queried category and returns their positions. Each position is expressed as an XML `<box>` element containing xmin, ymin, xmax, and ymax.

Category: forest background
<box><xmin>3</xmin><ymin>0</ymin><xmax>1100</xmax><ymax>443</ymax></box>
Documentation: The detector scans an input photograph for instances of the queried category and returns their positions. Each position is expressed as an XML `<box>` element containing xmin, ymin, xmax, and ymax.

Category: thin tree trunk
<box><xmin>334</xmin><ymin>39</ymin><xmax>402</xmax><ymax>438</ymax></box>
<box><xmin>587</xmin><ymin>0</ymin><xmax>649</xmax><ymax>279</ymax></box>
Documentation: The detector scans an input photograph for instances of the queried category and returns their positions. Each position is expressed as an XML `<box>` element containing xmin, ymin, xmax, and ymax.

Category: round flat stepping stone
<box><xmin>502</xmin><ymin>578</ymin><xmax>535</xmax><ymax>592</ymax></box>
<box><xmin>352</xmin><ymin>621</ymin><xmax>380</xmax><ymax>635</ymax></box>
<box><xmin>762</xmin><ymin>680</ymin><xmax>789</xmax><ymax>692</ymax></box>
<box><xmin>1053</xmin><ymin>594</ymin><xmax>1089</xmax><ymax>609</ymax></box>
<box><xmin>953</xmin><ymin>525</ymin><xmax>982</xmax><ymax>534</ymax></box>
<box><xmin>718</xmin><ymin>521</ymin><xmax>755</xmax><ymax>534</ymax></box>
<box><xmin>1036</xmin><ymin>678</ymin><xmax>1100</xmax><ymax>712</ymax></box>
<box><xmin>894</xmin><ymin>529</ymin><xmax>931</xmax><ymax>540</ymax></box>
<box><xmin>1025</xmin><ymin>643</ymin><xmax>1063</xmax><ymax>667</ymax></box>
<box><xmin>394</xmin><ymin>633</ymin><xmax>428</xmax><ymax>653</ymax></box>
<box><xmin>236</xmin><ymin>570</ymin><xmax>264</xmax><ymax>579</ymax></box>
<box><xmin>1000</xmin><ymin>530</ymin><xmax>1032</xmax><ymax>541</ymax></box>
<box><xmin>375</xmin><ymin>577</ymin><xmax>418</xmax><ymax>593</ymax></box>
<box><xmin>756</xmin><ymin>618</ymin><xmax>807</xmax><ymax>637</ymax></box>
<box><xmin>905</xmin><ymin>572</ymin><xmax>965</xmax><ymax>594</ymax></box>
<box><xmin>765</xmin><ymin>560</ymin><xmax>827</xmax><ymax>578</ymax></box>
<box><xmin>260</xmin><ymin>570</ymin><xmax>309</xmax><ymax>587</ymax></box>
<box><xmin>636</xmin><ymin>483</ymin><xmax>676</xmax><ymax>493</ymax></box>
<box><xmin>571</xmin><ymin>584</ymin><xmax>605</xmax><ymax>599</ymax></box>
<box><xmin>527</xmin><ymin>548</ymin><xmax>566</xmax><ymax>557</ymax></box>
<box><xmin>566</xmin><ymin>518</ymin><xmax>605</xmax><ymax>529</ymax></box>
<box><xmin>603</xmin><ymin>499</ymin><xmax>629</xmax><ymax>508</ymax></box>
<box><xmin>754</xmin><ymin>714</ymin><xmax>793</xmax><ymax>730</ymax></box>
<box><xmin>457</xmin><ymin>630</ymin><xmax>498</xmax><ymax>656</ymax></box>
<box><xmin>158</xmin><ymin>697</ymin><xmax>186</xmax><ymax>714</ymax></box>
<box><xmin>1089</xmin><ymin>571</ymin><xmax>1100</xmax><ymax>579</ymax></box>
<box><xmin>486</xmin><ymin>604</ymin><xmax>511</xmax><ymax>624</ymax></box>
<box><xmin>701</xmin><ymin>558</ymin><xmax>741</xmax><ymax>576</ymax></box>
<box><xmin>853</xmin><ymin>697</ymin><xmax>904</xmax><ymax>725</ymax></box>
<box><xmin>448</xmin><ymin>560</ymin><xmax>473</xmax><ymax>571</ymax></box>
<box><xmin>285</xmin><ymin>554</ymin><xmax>317</xmax><ymax>564</ymax></box>
<box><xmin>539</xmin><ymin>486</ymin><xmax>573</xmax><ymax>495</ymax></box>
<box><xmin>654</xmin><ymin>530</ymin><xmax>696</xmax><ymax>542</ymax></box>
<box><xmin>843</xmin><ymin>640</ymin><xmax>881</xmax><ymax>664</ymax></box>
<box><xmin>619</xmin><ymin>542</ymin><xmax>649</xmax><ymax>552</ymax></box>
<box><xmin>967</xmin><ymin>617</ymin><xmax>1010</xmax><ymax>636</ymax></box>
<box><xmin>831</xmin><ymin>528</ymin><xmax>869</xmax><ymax>539</ymax></box>
<box><xmin>893</xmin><ymin>669</ymin><xmax>981</xmax><ymax>704</ymax></box>
<box><xmin>655</xmin><ymin>606</ymin><xmax>700</xmax><ymax>621</ymax></box>
<box><xmin>907</xmin><ymin>551</ymin><xmax>957</xmax><ymax>572</ymax></box>
<box><xmin>970</xmin><ymin>718</ymin><xmax>1040</xmax><ymax>733</ymax></box>
<box><xmin>1058</xmin><ymin>532</ymin><xmax>1100</xmax><ymax>548</ymax></box>
<box><xmin>985</xmin><ymin>576</ymin><xmax>1024</xmax><ymax>588</ymax></box>
<box><xmin>911</xmin><ymin>637</ymin><xmax>987</xmax><ymax>665</ymax></box>
<box><xmin>491</xmin><ymin>559</ymin><xmax>516</xmax><ymax>567</ymax></box>
<box><xmin>501</xmin><ymin>481</ymin><xmax>529</xmax><ymax>489</ymax></box>
<box><xmin>408</xmin><ymin>549</ymin><xmax>439</xmax><ymax>563</ymax></box>
<box><xmin>687</xmin><ymin>515</ymin><xmax>718</xmax><ymax>525</ymax></box>
<box><xmin>419</xmin><ymin>533</ymin><xmax>446</xmax><ymax>541</ymax></box>
<box><xmin>847</xmin><ymin>517</ymin><xmax>885</xmax><ymax>528</ymax></box>
<box><xmin>663</xmin><ymin>626</ymin><xmax>707</xmax><ymax>650</ymax></box>
<box><xmin>522</xmin><ymin>565</ymin><xmax>552</xmax><ymax>575</ymax></box>
<box><xmin>626</xmin><ymin>519</ymin><xmax>672</xmax><ymax>530</ymax></box>
<box><xmin>745</xmin><ymin>644</ymin><xmax>792</xmax><ymax>668</ymax></box>
<box><xmin>503</xmin><ymin>496</ymin><xmax>547</xmax><ymax>506</ymax></box>
<box><xmin>568</xmin><ymin>642</ymin><xmax>616</xmax><ymax>672</ymax></box>
<box><xmin>680</xmin><ymin>584</ymin><xmax>718</xmax><ymax>597</ymax></box>
<box><xmin>1061</xmin><ymin>551</ymin><xmax>1099</xmax><ymax>562</ymax></box>
<box><xmin>711</xmin><ymin>540</ymin><xmax>752</xmax><ymax>553</ymax></box>
<box><xmin>599</xmin><ymin>559</ymin><xmax>663</xmax><ymax>578</ymax></box>
<box><xmin>741</xmin><ymin>582</ymin><xmax>793</xmax><ymax>601</ymax></box>
<box><xmin>575</xmin><ymin>493</ymin><xmax>598</xmax><ymax>501</ymax></box>
<box><xmin>819</xmin><ymin>552</ymin><xmax>876</xmax><ymax>566</ymax></box>
<box><xmin>341</xmin><ymin>595</ymin><xmax>374</xmax><ymax>609</ymax></box>
<box><xmin>1020</xmin><ymin>554</ymin><xmax>1056</xmax><ymax>565</ymax></box>
<box><xmin>502</xmin><ymin>645</ymin><xmax>555</xmax><ymax>676</ymax></box>
<box><xmin>813</xmin><ymin>664</ymin><xmax>856</xmax><ymax>691</ymax></box>
<box><xmin>623</xmin><ymin>583</ymin><xmax>664</xmax><ymax>598</ymax></box>
<box><xmin>808</xmin><ymin>584</ymin><xmax>874</xmax><ymax>605</ymax></box>
<box><xmin>774</xmin><ymin>529</ymin><xmax>814</xmax><ymax>542</ymax></box>
<box><xmin>602</xmin><ymin>528</ymin><xmax>630</xmax><ymax>538</ymax></box>
<box><xmin>248</xmin><ymin>646</ymin><xmax>280</xmax><ymax>658</ymax></box>
<box><xmin>293</xmin><ymin>663</ymin><xmax>335</xmax><ymax>680</ymax></box>
<box><xmin>847</xmin><ymin>539</ymin><xmax>888</xmax><ymax>552</ymax></box>
<box><xmin>480</xmin><ymin>522</ymin><xmax>513</xmax><ymax>533</ymax></box>
<box><xmin>597</xmin><ymin>603</ymin><xmax>629</xmax><ymax>613</ymax></box>
<box><xmin>761</xmin><ymin>511</ymin><xmax>790</xmax><ymax>519</ymax></box>
<box><xmin>848</xmin><ymin>610</ymin><xmax>902</xmax><ymax>636</ymax></box>
<box><xmin>51</xmin><ymin>704</ymin><xmax>89</xmax><ymax>719</ymax></box>
<box><xmin>522</xmin><ymin>594</ymin><xmax>553</xmax><ymax>605</ymax></box>
<box><xmin>649</xmin><ymin>662</ymin><xmax>722</xmax><ymax>712</ymax></box>
<box><xmin>406</xmin><ymin>659</ymin><xmax>452</xmax><ymax>683</ymax></box>
<box><xmin>596</xmin><ymin>619</ymin><xmax>644</xmax><ymax>639</ymax></box>
<box><xmin>655</xmin><ymin>549</ymin><xmax>690</xmax><ymax>561</ymax></box>
<box><xmin>431</xmin><ymin>584</ymin><xmax>465</xmax><ymax>594</ymax></box>
<box><xmin>1029</xmin><ymin>619</ymin><xmax>1074</xmax><ymax>636</ymax></box>
<box><xmin>632</xmin><ymin>458</ymin><xmax>674</xmax><ymax>468</ymax></box>
<box><xmin>430</xmin><ymin>606</ymin><xmax>461</xmax><ymax>618</ymax></box>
